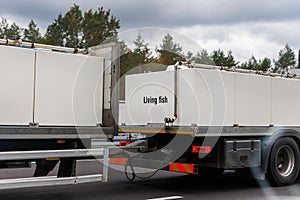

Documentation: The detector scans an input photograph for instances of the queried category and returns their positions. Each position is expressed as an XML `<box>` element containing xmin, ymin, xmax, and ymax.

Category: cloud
<box><xmin>0</xmin><ymin>0</ymin><xmax>299</xmax><ymax>62</ymax></box>
<box><xmin>99</xmin><ymin>0</ymin><xmax>300</xmax><ymax>62</ymax></box>
<box><xmin>118</xmin><ymin>21</ymin><xmax>299</xmax><ymax>64</ymax></box>
<box><xmin>177</xmin><ymin>21</ymin><xmax>300</xmax><ymax>62</ymax></box>
<box><xmin>0</xmin><ymin>0</ymin><xmax>108</xmax><ymax>30</ymax></box>
<box><xmin>2</xmin><ymin>0</ymin><xmax>300</xmax><ymax>28</ymax></box>
<box><xmin>99</xmin><ymin>0</ymin><xmax>300</xmax><ymax>27</ymax></box>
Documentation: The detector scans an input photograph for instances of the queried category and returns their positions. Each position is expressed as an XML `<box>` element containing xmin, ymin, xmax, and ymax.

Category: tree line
<box><xmin>0</xmin><ymin>4</ymin><xmax>120</xmax><ymax>48</ymax></box>
<box><xmin>0</xmin><ymin>4</ymin><xmax>298</xmax><ymax>76</ymax></box>
<box><xmin>122</xmin><ymin>32</ymin><xmax>298</xmax><ymax>76</ymax></box>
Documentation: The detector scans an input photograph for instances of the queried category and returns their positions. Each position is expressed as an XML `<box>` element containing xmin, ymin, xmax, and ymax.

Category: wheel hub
<box><xmin>275</xmin><ymin>145</ymin><xmax>295</xmax><ymax>177</ymax></box>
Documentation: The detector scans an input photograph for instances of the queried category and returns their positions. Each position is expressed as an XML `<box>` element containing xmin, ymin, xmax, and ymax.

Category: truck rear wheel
<box><xmin>267</xmin><ymin>137</ymin><xmax>300</xmax><ymax>186</ymax></box>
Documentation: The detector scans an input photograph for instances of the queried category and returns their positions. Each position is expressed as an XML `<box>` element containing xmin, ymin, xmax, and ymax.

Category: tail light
<box><xmin>119</xmin><ymin>141</ymin><xmax>131</xmax><ymax>146</ymax></box>
<box><xmin>192</xmin><ymin>145</ymin><xmax>211</xmax><ymax>154</ymax></box>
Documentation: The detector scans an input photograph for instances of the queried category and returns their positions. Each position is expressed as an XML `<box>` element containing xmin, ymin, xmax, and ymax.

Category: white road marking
<box><xmin>147</xmin><ymin>196</ymin><xmax>183</xmax><ymax>200</ymax></box>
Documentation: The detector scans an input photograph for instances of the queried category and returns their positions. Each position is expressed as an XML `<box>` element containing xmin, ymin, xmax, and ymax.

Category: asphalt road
<box><xmin>1</xmin><ymin>161</ymin><xmax>300</xmax><ymax>200</ymax></box>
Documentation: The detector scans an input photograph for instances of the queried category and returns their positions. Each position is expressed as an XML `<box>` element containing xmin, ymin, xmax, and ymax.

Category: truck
<box><xmin>115</xmin><ymin>60</ymin><xmax>300</xmax><ymax>187</ymax></box>
<box><xmin>1</xmin><ymin>38</ymin><xmax>300</xmax><ymax>189</ymax></box>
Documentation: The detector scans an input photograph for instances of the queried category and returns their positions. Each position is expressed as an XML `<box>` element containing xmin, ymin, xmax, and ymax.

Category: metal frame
<box><xmin>118</xmin><ymin>125</ymin><xmax>300</xmax><ymax>137</ymax></box>
<box><xmin>0</xmin><ymin>175</ymin><xmax>104</xmax><ymax>190</ymax></box>
<box><xmin>0</xmin><ymin>126</ymin><xmax>114</xmax><ymax>139</ymax></box>
<box><xmin>89</xmin><ymin>42</ymin><xmax>120</xmax><ymax>138</ymax></box>
<box><xmin>0</xmin><ymin>148</ymin><xmax>109</xmax><ymax>190</ymax></box>
<box><xmin>0</xmin><ymin>149</ymin><xmax>105</xmax><ymax>161</ymax></box>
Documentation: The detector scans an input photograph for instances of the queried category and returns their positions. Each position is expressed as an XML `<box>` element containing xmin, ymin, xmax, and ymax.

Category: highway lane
<box><xmin>1</xmin><ymin>161</ymin><xmax>300</xmax><ymax>200</ymax></box>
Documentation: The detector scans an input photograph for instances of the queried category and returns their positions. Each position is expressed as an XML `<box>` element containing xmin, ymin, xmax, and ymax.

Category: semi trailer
<box><xmin>0</xmin><ymin>39</ymin><xmax>120</xmax><ymax>189</ymax></box>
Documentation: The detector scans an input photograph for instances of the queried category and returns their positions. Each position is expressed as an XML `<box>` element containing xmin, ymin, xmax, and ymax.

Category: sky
<box><xmin>0</xmin><ymin>0</ymin><xmax>300</xmax><ymax>63</ymax></box>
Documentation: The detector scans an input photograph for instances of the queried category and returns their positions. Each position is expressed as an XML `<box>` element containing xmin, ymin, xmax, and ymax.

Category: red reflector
<box><xmin>169</xmin><ymin>163</ymin><xmax>196</xmax><ymax>174</ymax></box>
<box><xmin>110</xmin><ymin>158</ymin><xmax>128</xmax><ymax>165</ymax></box>
<box><xmin>192</xmin><ymin>146</ymin><xmax>211</xmax><ymax>154</ymax></box>
<box><xmin>119</xmin><ymin>141</ymin><xmax>131</xmax><ymax>146</ymax></box>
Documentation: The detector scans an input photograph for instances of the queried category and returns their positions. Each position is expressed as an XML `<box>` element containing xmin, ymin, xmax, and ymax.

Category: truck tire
<box><xmin>267</xmin><ymin>137</ymin><xmax>300</xmax><ymax>186</ymax></box>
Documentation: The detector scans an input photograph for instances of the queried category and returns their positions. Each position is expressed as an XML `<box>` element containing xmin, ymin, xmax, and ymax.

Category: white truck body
<box><xmin>0</xmin><ymin>45</ymin><xmax>104</xmax><ymax>126</ymax></box>
<box><xmin>120</xmin><ymin>67</ymin><xmax>300</xmax><ymax>127</ymax></box>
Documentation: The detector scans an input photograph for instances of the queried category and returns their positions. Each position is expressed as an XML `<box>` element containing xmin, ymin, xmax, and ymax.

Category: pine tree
<box><xmin>24</xmin><ymin>20</ymin><xmax>41</xmax><ymax>42</ymax></box>
<box><xmin>226</xmin><ymin>50</ymin><xmax>237</xmax><ymax>66</ymax></box>
<box><xmin>186</xmin><ymin>51</ymin><xmax>193</xmax><ymax>61</ymax></box>
<box><xmin>240</xmin><ymin>55</ymin><xmax>259</xmax><ymax>70</ymax></box>
<box><xmin>44</xmin><ymin>5</ymin><xmax>120</xmax><ymax>48</ymax></box>
<box><xmin>44</xmin><ymin>14</ymin><xmax>65</xmax><ymax>46</ymax></box>
<box><xmin>0</xmin><ymin>18</ymin><xmax>9</xmax><ymax>38</ymax></box>
<box><xmin>82</xmin><ymin>7</ymin><xmax>120</xmax><ymax>47</ymax></box>
<box><xmin>274</xmin><ymin>44</ymin><xmax>296</xmax><ymax>73</ymax></box>
<box><xmin>0</xmin><ymin>18</ymin><xmax>22</xmax><ymax>40</ymax></box>
<box><xmin>259</xmin><ymin>57</ymin><xmax>272</xmax><ymax>71</ymax></box>
<box><xmin>133</xmin><ymin>32</ymin><xmax>150</xmax><ymax>63</ymax></box>
<box><xmin>63</xmin><ymin>4</ymin><xmax>83</xmax><ymax>48</ymax></box>
<box><xmin>160</xmin><ymin>33</ymin><xmax>182</xmax><ymax>53</ymax></box>
<box><xmin>194</xmin><ymin>49</ymin><xmax>214</xmax><ymax>65</ymax></box>
<box><xmin>239</xmin><ymin>56</ymin><xmax>271</xmax><ymax>71</ymax></box>
<box><xmin>7</xmin><ymin>23</ymin><xmax>22</xmax><ymax>40</ymax></box>
<box><xmin>211</xmin><ymin>49</ymin><xmax>226</xmax><ymax>66</ymax></box>
<box><xmin>157</xmin><ymin>33</ymin><xmax>183</xmax><ymax>65</ymax></box>
<box><xmin>211</xmin><ymin>49</ymin><xmax>237</xmax><ymax>67</ymax></box>
<box><xmin>120</xmin><ymin>33</ymin><xmax>151</xmax><ymax>77</ymax></box>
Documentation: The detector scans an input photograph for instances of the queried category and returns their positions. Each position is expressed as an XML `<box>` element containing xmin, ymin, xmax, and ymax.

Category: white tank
<box><xmin>120</xmin><ymin>66</ymin><xmax>300</xmax><ymax>127</ymax></box>
<box><xmin>0</xmin><ymin>45</ymin><xmax>104</xmax><ymax>126</ymax></box>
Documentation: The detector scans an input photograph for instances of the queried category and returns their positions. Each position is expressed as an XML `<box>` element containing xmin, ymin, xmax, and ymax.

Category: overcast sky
<box><xmin>1</xmin><ymin>0</ymin><xmax>300</xmax><ymax>63</ymax></box>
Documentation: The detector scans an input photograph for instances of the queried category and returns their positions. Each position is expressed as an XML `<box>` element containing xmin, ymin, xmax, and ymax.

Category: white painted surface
<box><xmin>119</xmin><ymin>101</ymin><xmax>128</xmax><ymax>125</ymax></box>
<box><xmin>35</xmin><ymin>50</ymin><xmax>104</xmax><ymax>126</ymax></box>
<box><xmin>122</xmin><ymin>71</ymin><xmax>174</xmax><ymax>125</ymax></box>
<box><xmin>178</xmin><ymin>68</ymin><xmax>235</xmax><ymax>126</ymax></box>
<box><xmin>175</xmin><ymin>69</ymin><xmax>199</xmax><ymax>126</ymax></box>
<box><xmin>122</xmin><ymin>68</ymin><xmax>235</xmax><ymax>126</ymax></box>
<box><xmin>236</xmin><ymin>73</ymin><xmax>271</xmax><ymax>126</ymax></box>
<box><xmin>220</xmin><ymin>71</ymin><xmax>236</xmax><ymax>126</ymax></box>
<box><xmin>90</xmin><ymin>46</ymin><xmax>113</xmax><ymax>109</ymax></box>
<box><xmin>0</xmin><ymin>46</ymin><xmax>35</xmax><ymax>125</ymax></box>
<box><xmin>272</xmin><ymin>77</ymin><xmax>300</xmax><ymax>126</ymax></box>
<box><xmin>121</xmin><ymin>67</ymin><xmax>300</xmax><ymax>126</ymax></box>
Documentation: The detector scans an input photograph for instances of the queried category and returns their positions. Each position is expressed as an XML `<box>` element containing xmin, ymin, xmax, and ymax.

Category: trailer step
<box><xmin>0</xmin><ymin>174</ymin><xmax>104</xmax><ymax>190</ymax></box>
